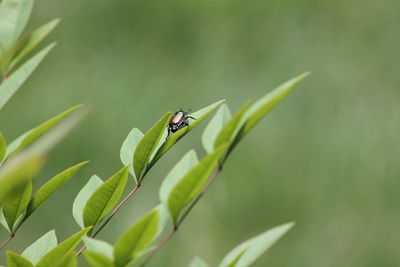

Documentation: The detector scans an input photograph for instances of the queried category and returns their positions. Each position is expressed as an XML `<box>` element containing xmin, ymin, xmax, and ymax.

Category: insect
<box><xmin>167</xmin><ymin>109</ymin><xmax>196</xmax><ymax>138</ymax></box>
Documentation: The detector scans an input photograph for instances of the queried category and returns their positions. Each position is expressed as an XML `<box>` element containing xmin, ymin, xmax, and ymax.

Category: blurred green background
<box><xmin>1</xmin><ymin>0</ymin><xmax>400</xmax><ymax>266</ymax></box>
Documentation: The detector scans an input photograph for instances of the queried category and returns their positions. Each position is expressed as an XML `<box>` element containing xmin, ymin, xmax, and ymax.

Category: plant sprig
<box><xmin>74</xmin><ymin>100</ymin><xmax>225</xmax><ymax>255</ymax></box>
<box><xmin>0</xmin><ymin>0</ymin><xmax>312</xmax><ymax>266</ymax></box>
<box><xmin>0</xmin><ymin>0</ymin><xmax>88</xmax><ymax>249</ymax></box>
<box><xmin>76</xmin><ymin>72</ymin><xmax>309</xmax><ymax>267</ymax></box>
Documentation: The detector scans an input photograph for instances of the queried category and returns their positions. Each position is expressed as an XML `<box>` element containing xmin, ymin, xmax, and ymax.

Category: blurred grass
<box><xmin>1</xmin><ymin>0</ymin><xmax>400</xmax><ymax>266</ymax></box>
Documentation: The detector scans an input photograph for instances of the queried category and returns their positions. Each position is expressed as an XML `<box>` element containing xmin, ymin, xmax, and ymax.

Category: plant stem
<box><xmin>177</xmin><ymin>164</ymin><xmax>222</xmax><ymax>227</ymax></box>
<box><xmin>0</xmin><ymin>233</ymin><xmax>14</xmax><ymax>250</ymax></box>
<box><xmin>76</xmin><ymin>182</ymin><xmax>141</xmax><ymax>257</ymax></box>
<box><xmin>141</xmin><ymin>164</ymin><xmax>223</xmax><ymax>266</ymax></box>
<box><xmin>76</xmin><ymin>245</ymin><xmax>86</xmax><ymax>257</ymax></box>
<box><xmin>93</xmin><ymin>182</ymin><xmax>141</xmax><ymax>238</ymax></box>
<box><xmin>140</xmin><ymin>226</ymin><xmax>177</xmax><ymax>267</ymax></box>
<box><xmin>203</xmin><ymin>164</ymin><xmax>223</xmax><ymax>192</ymax></box>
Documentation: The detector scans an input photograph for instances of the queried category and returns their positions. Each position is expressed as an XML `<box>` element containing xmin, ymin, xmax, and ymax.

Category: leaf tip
<box><xmin>53</xmin><ymin>18</ymin><xmax>62</xmax><ymax>25</ymax></box>
<box><xmin>122</xmin><ymin>164</ymin><xmax>131</xmax><ymax>171</ymax></box>
<box><xmin>76</xmin><ymin>160</ymin><xmax>91</xmax><ymax>169</ymax></box>
<box><xmin>186</xmin><ymin>148</ymin><xmax>196</xmax><ymax>155</ymax></box>
<box><xmin>74</xmin><ymin>103</ymin><xmax>85</xmax><ymax>109</ymax></box>
<box><xmin>275</xmin><ymin>222</ymin><xmax>296</xmax><ymax>234</ymax></box>
<box><xmin>213</xmin><ymin>99</ymin><xmax>227</xmax><ymax>108</ymax></box>
<box><xmin>297</xmin><ymin>71</ymin><xmax>312</xmax><ymax>81</ymax></box>
<box><xmin>286</xmin><ymin>221</ymin><xmax>296</xmax><ymax>227</ymax></box>
<box><xmin>48</xmin><ymin>42</ymin><xmax>58</xmax><ymax>49</ymax></box>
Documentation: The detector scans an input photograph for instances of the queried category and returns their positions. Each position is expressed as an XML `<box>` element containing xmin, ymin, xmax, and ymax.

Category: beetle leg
<box><xmin>187</xmin><ymin>116</ymin><xmax>196</xmax><ymax>120</ymax></box>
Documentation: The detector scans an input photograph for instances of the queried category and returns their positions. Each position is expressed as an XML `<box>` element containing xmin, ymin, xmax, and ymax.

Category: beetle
<box><xmin>167</xmin><ymin>108</ymin><xmax>196</xmax><ymax>138</ymax></box>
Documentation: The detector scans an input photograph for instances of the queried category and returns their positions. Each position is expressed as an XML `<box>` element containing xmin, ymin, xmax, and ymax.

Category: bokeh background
<box><xmin>1</xmin><ymin>0</ymin><xmax>400</xmax><ymax>266</ymax></box>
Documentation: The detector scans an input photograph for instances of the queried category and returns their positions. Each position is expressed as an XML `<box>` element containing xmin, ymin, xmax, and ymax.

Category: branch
<box><xmin>93</xmin><ymin>182</ymin><xmax>141</xmax><ymax>238</ymax></box>
<box><xmin>141</xmin><ymin>164</ymin><xmax>223</xmax><ymax>266</ymax></box>
<box><xmin>0</xmin><ymin>233</ymin><xmax>14</xmax><ymax>250</ymax></box>
<box><xmin>76</xmin><ymin>182</ymin><xmax>141</xmax><ymax>256</ymax></box>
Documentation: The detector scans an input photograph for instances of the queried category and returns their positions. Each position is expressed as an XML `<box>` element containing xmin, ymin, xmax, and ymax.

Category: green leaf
<box><xmin>0</xmin><ymin>208</ymin><xmax>10</xmax><ymax>232</ymax></box>
<box><xmin>25</xmin><ymin>161</ymin><xmax>89</xmax><ymax>218</ymax></box>
<box><xmin>237</xmin><ymin>72</ymin><xmax>310</xmax><ymax>142</ymax></box>
<box><xmin>0</xmin><ymin>151</ymin><xmax>43</xmax><ymax>206</ymax></box>
<box><xmin>0</xmin><ymin>109</ymin><xmax>83</xmax><ymax>205</ymax></box>
<box><xmin>189</xmin><ymin>257</ymin><xmax>210</xmax><ymax>267</ymax></box>
<box><xmin>113</xmin><ymin>206</ymin><xmax>167</xmax><ymax>267</ymax></box>
<box><xmin>159</xmin><ymin>150</ymin><xmax>199</xmax><ymax>205</ymax></box>
<box><xmin>225</xmin><ymin>250</ymin><xmax>247</xmax><ymax>267</ymax></box>
<box><xmin>36</xmin><ymin>227</ymin><xmax>91</xmax><ymax>267</ymax></box>
<box><xmin>2</xmin><ymin>177</ymin><xmax>32</xmax><ymax>231</ymax></box>
<box><xmin>167</xmin><ymin>144</ymin><xmax>227</xmax><ymax>223</ymax></box>
<box><xmin>201</xmin><ymin>104</ymin><xmax>231</xmax><ymax>154</ymax></box>
<box><xmin>0</xmin><ymin>43</ymin><xmax>55</xmax><ymax>111</ymax></box>
<box><xmin>120</xmin><ymin>127</ymin><xmax>144</xmax><ymax>181</ymax></box>
<box><xmin>214</xmin><ymin>102</ymin><xmax>250</xmax><ymax>150</ymax></box>
<box><xmin>4</xmin><ymin>130</ymin><xmax>28</xmax><ymax>161</ymax></box>
<box><xmin>22</xmin><ymin>230</ymin><xmax>57</xmax><ymax>264</ymax></box>
<box><xmin>84</xmin><ymin>251</ymin><xmax>114</xmax><ymax>267</ymax></box>
<box><xmin>83</xmin><ymin>166</ymin><xmax>129</xmax><ymax>227</ymax></box>
<box><xmin>73</xmin><ymin>175</ymin><xmax>103</xmax><ymax>229</ymax></box>
<box><xmin>54</xmin><ymin>250</ymin><xmax>76</xmax><ymax>267</ymax></box>
<box><xmin>219</xmin><ymin>223</ymin><xmax>294</xmax><ymax>267</ymax></box>
<box><xmin>9</xmin><ymin>18</ymin><xmax>60</xmax><ymax>70</ymax></box>
<box><xmin>127</xmin><ymin>246</ymin><xmax>155</xmax><ymax>267</ymax></box>
<box><xmin>0</xmin><ymin>132</ymin><xmax>6</xmax><ymax>162</ymax></box>
<box><xmin>149</xmin><ymin>99</ymin><xmax>225</xmax><ymax>169</ymax></box>
<box><xmin>84</xmin><ymin>237</ymin><xmax>113</xmax><ymax>260</ymax></box>
<box><xmin>0</xmin><ymin>0</ymin><xmax>33</xmax><ymax>63</ymax></box>
<box><xmin>133</xmin><ymin>112</ymin><xmax>172</xmax><ymax>180</ymax></box>
<box><xmin>6</xmin><ymin>251</ymin><xmax>33</xmax><ymax>267</ymax></box>
<box><xmin>4</xmin><ymin>104</ymin><xmax>83</xmax><ymax>159</ymax></box>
